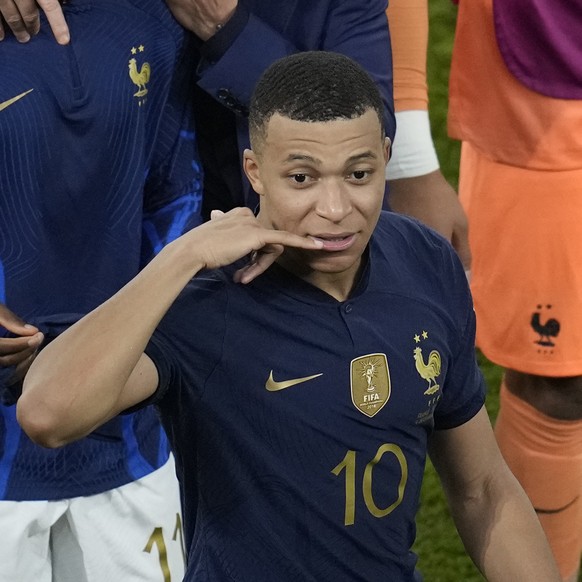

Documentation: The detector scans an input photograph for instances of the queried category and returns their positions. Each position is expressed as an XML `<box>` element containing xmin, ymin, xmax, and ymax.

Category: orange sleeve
<box><xmin>386</xmin><ymin>0</ymin><xmax>429</xmax><ymax>112</ymax></box>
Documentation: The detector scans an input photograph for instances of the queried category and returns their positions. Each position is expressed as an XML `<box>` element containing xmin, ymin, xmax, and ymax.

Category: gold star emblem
<box><xmin>422</xmin><ymin>331</ymin><xmax>428</xmax><ymax>339</ymax></box>
<box><xmin>138</xmin><ymin>45</ymin><xmax>145</xmax><ymax>52</ymax></box>
<box><xmin>131</xmin><ymin>47</ymin><xmax>137</xmax><ymax>55</ymax></box>
<box><xmin>414</xmin><ymin>334</ymin><xmax>421</xmax><ymax>343</ymax></box>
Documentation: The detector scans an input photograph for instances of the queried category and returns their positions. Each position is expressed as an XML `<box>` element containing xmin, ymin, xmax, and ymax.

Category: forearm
<box><xmin>18</xmin><ymin>239</ymin><xmax>202</xmax><ymax>447</ymax></box>
<box><xmin>445</xmin><ymin>466</ymin><xmax>560</xmax><ymax>581</ymax></box>
<box><xmin>431</xmin><ymin>410</ymin><xmax>560</xmax><ymax>580</ymax></box>
<box><xmin>17</xmin><ymin>208</ymin><xmax>322</xmax><ymax>446</ymax></box>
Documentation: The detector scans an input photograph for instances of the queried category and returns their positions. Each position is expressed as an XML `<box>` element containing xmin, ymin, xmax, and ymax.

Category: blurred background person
<box><xmin>5</xmin><ymin>1</ymin><xmax>396</xmax><ymax>220</ymax></box>
<box><xmin>384</xmin><ymin>0</ymin><xmax>470</xmax><ymax>270</ymax></box>
<box><xmin>448</xmin><ymin>1</ymin><xmax>582</xmax><ymax>580</ymax></box>
<box><xmin>167</xmin><ymin>0</ymin><xmax>396</xmax><ymax>219</ymax></box>
<box><xmin>0</xmin><ymin>1</ymin><xmax>203</xmax><ymax>580</ymax></box>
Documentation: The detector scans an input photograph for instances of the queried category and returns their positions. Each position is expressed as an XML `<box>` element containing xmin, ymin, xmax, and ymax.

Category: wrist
<box><xmin>386</xmin><ymin>110</ymin><xmax>440</xmax><ymax>180</ymax></box>
<box><xmin>193</xmin><ymin>2</ymin><xmax>238</xmax><ymax>41</ymax></box>
<box><xmin>158</xmin><ymin>237</ymin><xmax>206</xmax><ymax>280</ymax></box>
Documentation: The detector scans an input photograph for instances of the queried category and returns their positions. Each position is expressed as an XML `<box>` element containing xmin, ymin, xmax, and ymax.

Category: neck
<box><xmin>276</xmin><ymin>254</ymin><xmax>363</xmax><ymax>302</ymax></box>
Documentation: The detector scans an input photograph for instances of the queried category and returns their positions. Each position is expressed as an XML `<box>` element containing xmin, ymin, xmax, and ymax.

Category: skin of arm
<box><xmin>388</xmin><ymin>171</ymin><xmax>470</xmax><ymax>268</ymax></box>
<box><xmin>386</xmin><ymin>0</ymin><xmax>471</xmax><ymax>269</ymax></box>
<box><xmin>429</xmin><ymin>406</ymin><xmax>561</xmax><ymax>581</ymax></box>
<box><xmin>17</xmin><ymin>209</ymin><xmax>323</xmax><ymax>448</ymax></box>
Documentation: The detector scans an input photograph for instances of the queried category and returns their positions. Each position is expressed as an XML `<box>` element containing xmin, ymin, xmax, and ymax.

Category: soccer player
<box><xmin>1</xmin><ymin>0</ymin><xmax>396</xmax><ymax>220</ymax></box>
<box><xmin>19</xmin><ymin>51</ymin><xmax>560</xmax><ymax>581</ymax></box>
<box><xmin>0</xmin><ymin>0</ymin><xmax>202</xmax><ymax>579</ymax></box>
<box><xmin>448</xmin><ymin>1</ymin><xmax>582</xmax><ymax>580</ymax></box>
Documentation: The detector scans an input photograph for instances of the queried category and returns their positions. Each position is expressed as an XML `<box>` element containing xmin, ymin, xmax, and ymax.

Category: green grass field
<box><xmin>412</xmin><ymin>2</ymin><xmax>506</xmax><ymax>579</ymax></box>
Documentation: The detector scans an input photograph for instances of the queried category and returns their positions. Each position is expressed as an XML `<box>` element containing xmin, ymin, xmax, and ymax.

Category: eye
<box><xmin>288</xmin><ymin>173</ymin><xmax>315</xmax><ymax>187</ymax></box>
<box><xmin>348</xmin><ymin>169</ymin><xmax>371</xmax><ymax>182</ymax></box>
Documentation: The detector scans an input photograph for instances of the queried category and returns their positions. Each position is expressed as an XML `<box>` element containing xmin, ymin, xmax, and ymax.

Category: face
<box><xmin>244</xmin><ymin>109</ymin><xmax>390</xmax><ymax>298</ymax></box>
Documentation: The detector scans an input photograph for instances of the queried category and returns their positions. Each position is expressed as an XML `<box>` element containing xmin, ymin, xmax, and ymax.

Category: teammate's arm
<box><xmin>0</xmin><ymin>0</ymin><xmax>69</xmax><ymax>44</ymax></box>
<box><xmin>190</xmin><ymin>0</ymin><xmax>394</xmax><ymax>135</ymax></box>
<box><xmin>428</xmin><ymin>406</ymin><xmax>560</xmax><ymax>581</ymax></box>
<box><xmin>18</xmin><ymin>210</ymin><xmax>323</xmax><ymax>448</ymax></box>
<box><xmin>386</xmin><ymin>0</ymin><xmax>470</xmax><ymax>268</ymax></box>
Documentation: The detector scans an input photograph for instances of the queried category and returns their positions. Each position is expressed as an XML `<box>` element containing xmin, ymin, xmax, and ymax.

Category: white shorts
<box><xmin>0</xmin><ymin>455</ymin><xmax>185</xmax><ymax>582</ymax></box>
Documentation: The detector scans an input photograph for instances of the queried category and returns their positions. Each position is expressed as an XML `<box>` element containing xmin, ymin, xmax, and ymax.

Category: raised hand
<box><xmin>185</xmin><ymin>207</ymin><xmax>323</xmax><ymax>283</ymax></box>
<box><xmin>0</xmin><ymin>0</ymin><xmax>69</xmax><ymax>44</ymax></box>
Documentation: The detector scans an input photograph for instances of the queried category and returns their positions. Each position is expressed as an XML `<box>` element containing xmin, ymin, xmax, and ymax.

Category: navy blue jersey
<box><xmin>145</xmin><ymin>212</ymin><xmax>486</xmax><ymax>581</ymax></box>
<box><xmin>0</xmin><ymin>0</ymin><xmax>203</xmax><ymax>499</ymax></box>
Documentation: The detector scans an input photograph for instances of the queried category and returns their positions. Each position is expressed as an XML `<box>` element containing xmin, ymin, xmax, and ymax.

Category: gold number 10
<box><xmin>331</xmin><ymin>443</ymin><xmax>408</xmax><ymax>526</ymax></box>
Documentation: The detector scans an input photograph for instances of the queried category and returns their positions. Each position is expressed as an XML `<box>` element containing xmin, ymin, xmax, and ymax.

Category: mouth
<box><xmin>308</xmin><ymin>233</ymin><xmax>356</xmax><ymax>251</ymax></box>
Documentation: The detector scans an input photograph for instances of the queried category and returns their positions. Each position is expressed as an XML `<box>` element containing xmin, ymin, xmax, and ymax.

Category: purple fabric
<box><xmin>493</xmin><ymin>0</ymin><xmax>582</xmax><ymax>99</ymax></box>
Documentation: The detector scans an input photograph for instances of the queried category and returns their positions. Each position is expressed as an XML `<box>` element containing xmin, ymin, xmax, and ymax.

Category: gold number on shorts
<box><xmin>331</xmin><ymin>444</ymin><xmax>408</xmax><ymax>526</ymax></box>
<box><xmin>144</xmin><ymin>513</ymin><xmax>186</xmax><ymax>580</ymax></box>
<box><xmin>144</xmin><ymin>527</ymin><xmax>171</xmax><ymax>581</ymax></box>
<box><xmin>172</xmin><ymin>512</ymin><xmax>186</xmax><ymax>565</ymax></box>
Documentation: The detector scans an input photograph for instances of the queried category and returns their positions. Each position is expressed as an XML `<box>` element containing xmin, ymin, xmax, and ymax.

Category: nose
<box><xmin>315</xmin><ymin>180</ymin><xmax>352</xmax><ymax>222</ymax></box>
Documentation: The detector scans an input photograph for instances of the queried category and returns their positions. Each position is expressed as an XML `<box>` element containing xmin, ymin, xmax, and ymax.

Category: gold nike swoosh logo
<box><xmin>0</xmin><ymin>89</ymin><xmax>34</xmax><ymax>112</ymax></box>
<box><xmin>265</xmin><ymin>370</ymin><xmax>323</xmax><ymax>392</ymax></box>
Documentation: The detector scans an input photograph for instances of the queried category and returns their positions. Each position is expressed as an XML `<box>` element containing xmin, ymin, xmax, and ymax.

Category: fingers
<box><xmin>199</xmin><ymin>207</ymin><xmax>323</xmax><ymax>277</ymax></box>
<box><xmin>233</xmin><ymin>245</ymin><xmax>283</xmax><ymax>284</ymax></box>
<box><xmin>0</xmin><ymin>0</ymin><xmax>69</xmax><ymax>44</ymax></box>
<box><xmin>233</xmin><ymin>233</ymin><xmax>323</xmax><ymax>284</ymax></box>
<box><xmin>0</xmin><ymin>333</ymin><xmax>43</xmax><ymax>367</ymax></box>
<box><xmin>0</xmin><ymin>0</ymin><xmax>38</xmax><ymax>42</ymax></box>
<box><xmin>40</xmin><ymin>0</ymin><xmax>69</xmax><ymax>44</ymax></box>
<box><xmin>0</xmin><ymin>304</ymin><xmax>39</xmax><ymax>336</ymax></box>
<box><xmin>210</xmin><ymin>209</ymin><xmax>226</xmax><ymax>220</ymax></box>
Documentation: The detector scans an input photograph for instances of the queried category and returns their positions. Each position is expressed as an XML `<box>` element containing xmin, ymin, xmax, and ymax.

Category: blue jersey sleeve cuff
<box><xmin>198</xmin><ymin>2</ymin><xmax>250</xmax><ymax>70</ymax></box>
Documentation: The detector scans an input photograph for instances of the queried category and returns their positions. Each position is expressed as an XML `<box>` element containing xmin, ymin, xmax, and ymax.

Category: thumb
<box><xmin>210</xmin><ymin>209</ymin><xmax>226</xmax><ymax>221</ymax></box>
<box><xmin>0</xmin><ymin>305</ymin><xmax>39</xmax><ymax>337</ymax></box>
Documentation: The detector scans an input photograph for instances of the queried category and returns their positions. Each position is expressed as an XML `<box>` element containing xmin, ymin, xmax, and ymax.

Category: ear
<box><xmin>243</xmin><ymin>149</ymin><xmax>265</xmax><ymax>196</ymax></box>
<box><xmin>383</xmin><ymin>137</ymin><xmax>391</xmax><ymax>164</ymax></box>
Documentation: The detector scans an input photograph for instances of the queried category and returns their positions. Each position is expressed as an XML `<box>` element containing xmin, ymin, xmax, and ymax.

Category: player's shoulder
<box><xmin>371</xmin><ymin>211</ymin><xmax>468</xmax><ymax>298</ymax></box>
<box><xmin>374</xmin><ymin>211</ymin><xmax>454</xmax><ymax>258</ymax></box>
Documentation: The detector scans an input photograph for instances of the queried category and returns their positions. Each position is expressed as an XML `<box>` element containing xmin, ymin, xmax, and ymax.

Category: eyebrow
<box><xmin>346</xmin><ymin>151</ymin><xmax>378</xmax><ymax>163</ymax></box>
<box><xmin>283</xmin><ymin>150</ymin><xmax>378</xmax><ymax>165</ymax></box>
<box><xmin>284</xmin><ymin>154</ymin><xmax>321</xmax><ymax>165</ymax></box>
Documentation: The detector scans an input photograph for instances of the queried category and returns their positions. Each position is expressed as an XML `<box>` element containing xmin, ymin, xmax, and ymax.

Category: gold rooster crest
<box><xmin>350</xmin><ymin>353</ymin><xmax>391</xmax><ymax>418</ymax></box>
<box><xmin>413</xmin><ymin>346</ymin><xmax>441</xmax><ymax>395</ymax></box>
<box><xmin>128</xmin><ymin>53</ymin><xmax>150</xmax><ymax>99</ymax></box>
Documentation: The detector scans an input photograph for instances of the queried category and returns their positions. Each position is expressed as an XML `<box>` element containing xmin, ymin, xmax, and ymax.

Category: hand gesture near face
<box><xmin>185</xmin><ymin>208</ymin><xmax>322</xmax><ymax>284</ymax></box>
<box><xmin>0</xmin><ymin>0</ymin><xmax>68</xmax><ymax>43</ymax></box>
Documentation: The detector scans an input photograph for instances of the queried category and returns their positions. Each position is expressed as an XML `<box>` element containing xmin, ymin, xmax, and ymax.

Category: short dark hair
<box><xmin>249</xmin><ymin>51</ymin><xmax>386</xmax><ymax>151</ymax></box>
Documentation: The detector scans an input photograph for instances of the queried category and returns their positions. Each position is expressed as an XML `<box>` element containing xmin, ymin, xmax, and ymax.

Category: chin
<box><xmin>305</xmin><ymin>253</ymin><xmax>360</xmax><ymax>274</ymax></box>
